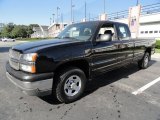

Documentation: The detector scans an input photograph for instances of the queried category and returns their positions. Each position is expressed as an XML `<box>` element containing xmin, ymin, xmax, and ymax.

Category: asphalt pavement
<box><xmin>0</xmin><ymin>41</ymin><xmax>160</xmax><ymax>120</ymax></box>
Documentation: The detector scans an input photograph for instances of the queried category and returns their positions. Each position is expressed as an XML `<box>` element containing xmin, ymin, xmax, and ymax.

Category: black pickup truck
<box><xmin>6</xmin><ymin>21</ymin><xmax>156</xmax><ymax>103</ymax></box>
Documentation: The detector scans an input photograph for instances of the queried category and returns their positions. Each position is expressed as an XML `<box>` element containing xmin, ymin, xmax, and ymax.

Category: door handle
<box><xmin>114</xmin><ymin>43</ymin><xmax>120</xmax><ymax>48</ymax></box>
<box><xmin>85</xmin><ymin>49</ymin><xmax>92</xmax><ymax>54</ymax></box>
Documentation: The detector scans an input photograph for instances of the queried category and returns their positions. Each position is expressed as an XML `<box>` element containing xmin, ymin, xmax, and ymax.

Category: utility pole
<box><xmin>71</xmin><ymin>0</ymin><xmax>72</xmax><ymax>23</ymax></box>
<box><xmin>57</xmin><ymin>7</ymin><xmax>60</xmax><ymax>23</ymax></box>
<box><xmin>52</xmin><ymin>14</ymin><xmax>55</xmax><ymax>23</ymax></box>
<box><xmin>85</xmin><ymin>1</ymin><xmax>87</xmax><ymax>21</ymax></box>
<box><xmin>50</xmin><ymin>17</ymin><xmax>52</xmax><ymax>25</ymax></box>
<box><xmin>104</xmin><ymin>0</ymin><xmax>106</xmax><ymax>13</ymax></box>
<box><xmin>136</xmin><ymin>0</ymin><xmax>139</xmax><ymax>6</ymax></box>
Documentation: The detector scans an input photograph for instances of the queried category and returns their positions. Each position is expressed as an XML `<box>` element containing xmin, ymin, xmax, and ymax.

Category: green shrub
<box><xmin>156</xmin><ymin>40</ymin><xmax>160</xmax><ymax>49</ymax></box>
<box><xmin>156</xmin><ymin>49</ymin><xmax>160</xmax><ymax>53</ymax></box>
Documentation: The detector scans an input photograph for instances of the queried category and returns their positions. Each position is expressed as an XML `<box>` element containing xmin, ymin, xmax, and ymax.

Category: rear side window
<box><xmin>117</xmin><ymin>24</ymin><xmax>130</xmax><ymax>40</ymax></box>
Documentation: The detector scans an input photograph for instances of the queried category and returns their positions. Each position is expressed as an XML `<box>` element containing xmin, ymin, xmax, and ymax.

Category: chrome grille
<box><xmin>9</xmin><ymin>58</ymin><xmax>19</xmax><ymax>70</ymax></box>
<box><xmin>9</xmin><ymin>49</ymin><xmax>21</xmax><ymax>70</ymax></box>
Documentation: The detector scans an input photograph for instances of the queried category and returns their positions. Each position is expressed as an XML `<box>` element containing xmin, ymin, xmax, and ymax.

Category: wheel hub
<box><xmin>70</xmin><ymin>83</ymin><xmax>77</xmax><ymax>89</ymax></box>
<box><xmin>64</xmin><ymin>75</ymin><xmax>82</xmax><ymax>97</ymax></box>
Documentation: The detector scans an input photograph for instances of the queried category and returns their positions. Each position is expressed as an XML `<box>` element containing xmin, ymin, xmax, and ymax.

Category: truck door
<box><xmin>91</xmin><ymin>23</ymin><xmax>121</xmax><ymax>74</ymax></box>
<box><xmin>116</xmin><ymin>24</ymin><xmax>134</xmax><ymax>63</ymax></box>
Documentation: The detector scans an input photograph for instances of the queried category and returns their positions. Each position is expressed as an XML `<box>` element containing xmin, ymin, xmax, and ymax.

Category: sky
<box><xmin>0</xmin><ymin>0</ymin><xmax>159</xmax><ymax>26</ymax></box>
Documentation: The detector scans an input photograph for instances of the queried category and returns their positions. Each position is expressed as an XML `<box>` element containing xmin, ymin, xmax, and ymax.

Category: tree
<box><xmin>1</xmin><ymin>23</ymin><xmax>14</xmax><ymax>38</ymax></box>
<box><xmin>26</xmin><ymin>24</ymin><xmax>39</xmax><ymax>38</ymax></box>
<box><xmin>26</xmin><ymin>25</ymin><xmax>34</xmax><ymax>38</ymax></box>
<box><xmin>1</xmin><ymin>23</ymin><xmax>39</xmax><ymax>38</ymax></box>
<box><xmin>11</xmin><ymin>25</ymin><xmax>27</xmax><ymax>38</ymax></box>
<box><xmin>29</xmin><ymin>24</ymin><xmax>39</xmax><ymax>28</ymax></box>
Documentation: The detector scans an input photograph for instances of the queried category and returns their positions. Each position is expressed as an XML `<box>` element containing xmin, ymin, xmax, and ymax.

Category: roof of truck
<box><xmin>74</xmin><ymin>20</ymin><xmax>127</xmax><ymax>25</ymax></box>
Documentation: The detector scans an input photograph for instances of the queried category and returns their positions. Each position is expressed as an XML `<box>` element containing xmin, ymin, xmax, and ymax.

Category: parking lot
<box><xmin>0</xmin><ymin>41</ymin><xmax>160</xmax><ymax>120</ymax></box>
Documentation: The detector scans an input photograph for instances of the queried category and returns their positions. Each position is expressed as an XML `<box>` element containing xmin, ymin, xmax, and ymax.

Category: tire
<box><xmin>53</xmin><ymin>67</ymin><xmax>87</xmax><ymax>103</ymax></box>
<box><xmin>138</xmin><ymin>52</ymin><xmax>150</xmax><ymax>69</ymax></box>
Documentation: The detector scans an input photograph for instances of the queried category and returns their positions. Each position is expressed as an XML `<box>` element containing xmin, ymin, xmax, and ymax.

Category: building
<box><xmin>31</xmin><ymin>25</ymin><xmax>49</xmax><ymax>38</ymax></box>
<box><xmin>138</xmin><ymin>13</ymin><xmax>160</xmax><ymax>38</ymax></box>
<box><xmin>112</xmin><ymin>12</ymin><xmax>160</xmax><ymax>39</ymax></box>
<box><xmin>48</xmin><ymin>23</ymin><xmax>68</xmax><ymax>38</ymax></box>
<box><xmin>98</xmin><ymin>3</ymin><xmax>160</xmax><ymax>39</ymax></box>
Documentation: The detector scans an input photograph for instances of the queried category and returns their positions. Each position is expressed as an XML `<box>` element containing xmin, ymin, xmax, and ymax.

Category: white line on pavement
<box><xmin>132</xmin><ymin>77</ymin><xmax>160</xmax><ymax>95</ymax></box>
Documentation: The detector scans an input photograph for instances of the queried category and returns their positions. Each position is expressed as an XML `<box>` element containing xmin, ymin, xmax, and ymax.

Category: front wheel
<box><xmin>138</xmin><ymin>52</ymin><xmax>150</xmax><ymax>69</ymax></box>
<box><xmin>54</xmin><ymin>67</ymin><xmax>87</xmax><ymax>103</ymax></box>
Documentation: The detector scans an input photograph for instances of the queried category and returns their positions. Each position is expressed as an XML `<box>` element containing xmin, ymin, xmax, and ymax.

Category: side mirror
<box><xmin>98</xmin><ymin>34</ymin><xmax>111</xmax><ymax>42</ymax></box>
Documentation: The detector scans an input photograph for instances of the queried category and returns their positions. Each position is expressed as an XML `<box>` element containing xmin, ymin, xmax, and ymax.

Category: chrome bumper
<box><xmin>6</xmin><ymin>72</ymin><xmax>53</xmax><ymax>96</ymax></box>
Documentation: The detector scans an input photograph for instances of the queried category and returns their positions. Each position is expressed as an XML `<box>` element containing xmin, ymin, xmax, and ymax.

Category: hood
<box><xmin>12</xmin><ymin>39</ymin><xmax>79</xmax><ymax>53</ymax></box>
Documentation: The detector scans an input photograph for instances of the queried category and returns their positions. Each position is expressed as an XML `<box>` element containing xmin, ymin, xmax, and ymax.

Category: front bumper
<box><xmin>6</xmin><ymin>62</ymin><xmax>54</xmax><ymax>96</ymax></box>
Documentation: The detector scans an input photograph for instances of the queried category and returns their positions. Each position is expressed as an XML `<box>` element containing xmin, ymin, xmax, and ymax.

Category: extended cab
<box><xmin>6</xmin><ymin>21</ymin><xmax>156</xmax><ymax>103</ymax></box>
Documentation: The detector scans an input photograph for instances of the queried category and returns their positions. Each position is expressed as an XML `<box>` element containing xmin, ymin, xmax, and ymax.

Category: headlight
<box><xmin>20</xmin><ymin>53</ymin><xmax>37</xmax><ymax>73</ymax></box>
<box><xmin>21</xmin><ymin>53</ymin><xmax>38</xmax><ymax>62</ymax></box>
<box><xmin>20</xmin><ymin>64</ymin><xmax>36</xmax><ymax>73</ymax></box>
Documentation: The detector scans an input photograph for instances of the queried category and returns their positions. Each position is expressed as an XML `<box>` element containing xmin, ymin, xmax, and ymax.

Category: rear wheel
<box><xmin>138</xmin><ymin>52</ymin><xmax>150</xmax><ymax>69</ymax></box>
<box><xmin>53</xmin><ymin>67</ymin><xmax>87</xmax><ymax>103</ymax></box>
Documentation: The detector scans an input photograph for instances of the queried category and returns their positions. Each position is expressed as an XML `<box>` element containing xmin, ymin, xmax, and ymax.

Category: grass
<box><xmin>155</xmin><ymin>49</ymin><xmax>160</xmax><ymax>53</ymax></box>
<box><xmin>155</xmin><ymin>39</ymin><xmax>160</xmax><ymax>53</ymax></box>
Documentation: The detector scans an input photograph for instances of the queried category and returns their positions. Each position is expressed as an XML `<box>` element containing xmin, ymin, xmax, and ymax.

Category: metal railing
<box><xmin>141</xmin><ymin>3</ymin><xmax>160</xmax><ymax>15</ymax></box>
<box><xmin>74</xmin><ymin>2</ymin><xmax>160</xmax><ymax>23</ymax></box>
<box><xmin>108</xmin><ymin>10</ymin><xmax>129</xmax><ymax>20</ymax></box>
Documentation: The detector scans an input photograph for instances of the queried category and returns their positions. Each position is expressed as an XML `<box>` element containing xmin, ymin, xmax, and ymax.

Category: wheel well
<box><xmin>145</xmin><ymin>47</ymin><xmax>151</xmax><ymax>60</ymax></box>
<box><xmin>53</xmin><ymin>60</ymin><xmax>90</xmax><ymax>81</ymax></box>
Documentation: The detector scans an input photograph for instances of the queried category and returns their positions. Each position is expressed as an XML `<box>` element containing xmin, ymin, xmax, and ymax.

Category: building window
<box><xmin>145</xmin><ymin>31</ymin><xmax>148</xmax><ymax>34</ymax></box>
<box><xmin>149</xmin><ymin>31</ymin><xmax>153</xmax><ymax>34</ymax></box>
<box><xmin>154</xmin><ymin>31</ymin><xmax>158</xmax><ymax>33</ymax></box>
<box><xmin>141</xmin><ymin>31</ymin><xmax>144</xmax><ymax>34</ymax></box>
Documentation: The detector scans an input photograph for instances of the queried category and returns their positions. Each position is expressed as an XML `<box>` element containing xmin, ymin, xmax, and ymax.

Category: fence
<box><xmin>73</xmin><ymin>3</ymin><xmax>160</xmax><ymax>23</ymax></box>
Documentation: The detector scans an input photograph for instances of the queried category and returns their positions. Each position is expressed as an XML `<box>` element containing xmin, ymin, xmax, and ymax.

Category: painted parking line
<box><xmin>132</xmin><ymin>77</ymin><xmax>160</xmax><ymax>95</ymax></box>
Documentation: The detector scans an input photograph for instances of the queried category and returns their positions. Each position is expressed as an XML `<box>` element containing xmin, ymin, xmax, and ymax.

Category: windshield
<box><xmin>57</xmin><ymin>22</ymin><xmax>98</xmax><ymax>41</ymax></box>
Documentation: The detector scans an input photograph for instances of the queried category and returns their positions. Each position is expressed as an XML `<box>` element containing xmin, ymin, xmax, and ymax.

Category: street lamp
<box><xmin>71</xmin><ymin>0</ymin><xmax>75</xmax><ymax>23</ymax></box>
<box><xmin>61</xmin><ymin>13</ymin><xmax>63</xmax><ymax>24</ymax></box>
<box><xmin>52</xmin><ymin>14</ymin><xmax>55</xmax><ymax>23</ymax></box>
<box><xmin>57</xmin><ymin>7</ymin><xmax>60</xmax><ymax>23</ymax></box>
<box><xmin>85</xmin><ymin>1</ymin><xmax>86</xmax><ymax>21</ymax></box>
<box><xmin>72</xmin><ymin>5</ymin><xmax>75</xmax><ymax>23</ymax></box>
